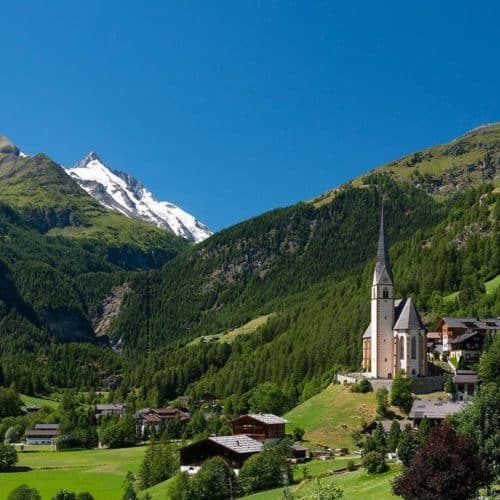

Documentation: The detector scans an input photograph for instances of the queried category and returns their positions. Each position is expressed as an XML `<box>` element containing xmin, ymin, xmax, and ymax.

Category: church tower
<box><xmin>370</xmin><ymin>206</ymin><xmax>395</xmax><ymax>378</ymax></box>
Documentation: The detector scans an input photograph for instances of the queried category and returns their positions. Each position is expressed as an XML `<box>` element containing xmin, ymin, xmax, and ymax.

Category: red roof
<box><xmin>144</xmin><ymin>414</ymin><xmax>162</xmax><ymax>423</ymax></box>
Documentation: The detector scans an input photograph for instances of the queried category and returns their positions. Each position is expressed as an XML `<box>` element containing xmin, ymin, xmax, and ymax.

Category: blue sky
<box><xmin>1</xmin><ymin>1</ymin><xmax>499</xmax><ymax>231</ymax></box>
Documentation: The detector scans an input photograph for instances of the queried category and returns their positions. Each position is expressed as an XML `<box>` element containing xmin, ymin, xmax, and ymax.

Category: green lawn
<box><xmin>20</xmin><ymin>394</ymin><xmax>59</xmax><ymax>409</ymax></box>
<box><xmin>444</xmin><ymin>274</ymin><xmax>500</xmax><ymax>303</ymax></box>
<box><xmin>284</xmin><ymin>384</ymin><xmax>378</xmax><ymax>449</ymax></box>
<box><xmin>0</xmin><ymin>447</ymin><xmax>147</xmax><ymax>500</ymax></box>
<box><xmin>245</xmin><ymin>465</ymin><xmax>401</xmax><ymax>499</ymax></box>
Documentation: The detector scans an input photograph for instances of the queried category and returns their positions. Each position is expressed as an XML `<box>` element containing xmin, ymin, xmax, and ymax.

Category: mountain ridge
<box><xmin>67</xmin><ymin>151</ymin><xmax>212</xmax><ymax>243</ymax></box>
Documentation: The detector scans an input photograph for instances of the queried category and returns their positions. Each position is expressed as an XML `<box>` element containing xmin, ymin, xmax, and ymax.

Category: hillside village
<box><xmin>0</xmin><ymin>199</ymin><xmax>498</xmax><ymax>499</ymax></box>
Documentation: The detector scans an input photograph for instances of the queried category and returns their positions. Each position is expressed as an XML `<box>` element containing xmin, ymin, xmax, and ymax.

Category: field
<box><xmin>20</xmin><ymin>394</ymin><xmax>59</xmax><ymax>409</ymax></box>
<box><xmin>188</xmin><ymin>314</ymin><xmax>272</xmax><ymax>346</ymax></box>
<box><xmin>245</xmin><ymin>464</ymin><xmax>400</xmax><ymax>499</ymax></box>
<box><xmin>0</xmin><ymin>447</ymin><xmax>146</xmax><ymax>500</ymax></box>
<box><xmin>284</xmin><ymin>384</ymin><xmax>378</xmax><ymax>449</ymax></box>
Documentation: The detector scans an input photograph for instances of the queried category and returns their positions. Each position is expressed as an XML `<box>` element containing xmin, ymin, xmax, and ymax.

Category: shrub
<box><xmin>293</xmin><ymin>426</ymin><xmax>305</xmax><ymax>441</ymax></box>
<box><xmin>362</xmin><ymin>451</ymin><xmax>388</xmax><ymax>474</ymax></box>
<box><xmin>350</xmin><ymin>378</ymin><xmax>372</xmax><ymax>393</ymax></box>
<box><xmin>391</xmin><ymin>370</ymin><xmax>413</xmax><ymax>412</ymax></box>
<box><xmin>0</xmin><ymin>444</ymin><xmax>18</xmax><ymax>471</ymax></box>
<box><xmin>346</xmin><ymin>459</ymin><xmax>356</xmax><ymax>471</ymax></box>
<box><xmin>7</xmin><ymin>485</ymin><xmax>41</xmax><ymax>500</ymax></box>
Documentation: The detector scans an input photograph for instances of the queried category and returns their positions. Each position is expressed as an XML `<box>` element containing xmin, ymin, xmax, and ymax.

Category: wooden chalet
<box><xmin>95</xmin><ymin>403</ymin><xmax>126</xmax><ymax>421</ymax></box>
<box><xmin>25</xmin><ymin>424</ymin><xmax>59</xmax><ymax>445</ymax></box>
<box><xmin>135</xmin><ymin>407</ymin><xmax>190</xmax><ymax>437</ymax></box>
<box><xmin>180</xmin><ymin>434</ymin><xmax>263</xmax><ymax>473</ymax></box>
<box><xmin>230</xmin><ymin>413</ymin><xmax>288</xmax><ymax>441</ymax></box>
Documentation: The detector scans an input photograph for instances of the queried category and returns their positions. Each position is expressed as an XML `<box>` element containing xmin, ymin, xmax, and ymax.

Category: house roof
<box><xmin>393</xmin><ymin>297</ymin><xmax>425</xmax><ymax>331</ymax></box>
<box><xmin>427</xmin><ymin>331</ymin><xmax>441</xmax><ymax>340</ymax></box>
<box><xmin>35</xmin><ymin>424</ymin><xmax>59</xmax><ymax>430</ymax></box>
<box><xmin>449</xmin><ymin>331</ymin><xmax>482</xmax><ymax>344</ymax></box>
<box><xmin>378</xmin><ymin>420</ymin><xmax>412</xmax><ymax>434</ymax></box>
<box><xmin>144</xmin><ymin>414</ymin><xmax>162</xmax><ymax>423</ymax></box>
<box><xmin>26</xmin><ymin>430</ymin><xmax>59</xmax><ymax>437</ymax></box>
<box><xmin>441</xmin><ymin>317</ymin><xmax>500</xmax><ymax>330</ymax></box>
<box><xmin>154</xmin><ymin>407</ymin><xmax>178</xmax><ymax>415</ymax></box>
<box><xmin>96</xmin><ymin>403</ymin><xmax>126</xmax><ymax>411</ymax></box>
<box><xmin>209</xmin><ymin>435</ymin><xmax>263</xmax><ymax>454</ymax></box>
<box><xmin>409</xmin><ymin>400</ymin><xmax>465</xmax><ymax>420</ymax></box>
<box><xmin>247</xmin><ymin>413</ymin><xmax>288</xmax><ymax>425</ymax></box>
<box><xmin>373</xmin><ymin>205</ymin><xmax>393</xmax><ymax>285</ymax></box>
<box><xmin>453</xmin><ymin>370</ymin><xmax>479</xmax><ymax>384</ymax></box>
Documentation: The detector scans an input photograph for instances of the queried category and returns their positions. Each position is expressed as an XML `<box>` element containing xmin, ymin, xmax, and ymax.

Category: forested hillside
<box><xmin>115</xmin><ymin>180</ymin><xmax>498</xmax><ymax>408</ymax></box>
<box><xmin>0</xmin><ymin>128</ymin><xmax>498</xmax><ymax>408</ymax></box>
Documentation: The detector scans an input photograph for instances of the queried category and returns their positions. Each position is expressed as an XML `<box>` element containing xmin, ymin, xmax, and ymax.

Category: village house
<box><xmin>230</xmin><ymin>413</ymin><xmax>288</xmax><ymax>442</ymax></box>
<box><xmin>180</xmin><ymin>434</ymin><xmax>263</xmax><ymax>474</ymax></box>
<box><xmin>25</xmin><ymin>423</ymin><xmax>59</xmax><ymax>445</ymax></box>
<box><xmin>135</xmin><ymin>407</ymin><xmax>190</xmax><ymax>437</ymax></box>
<box><xmin>408</xmin><ymin>399</ymin><xmax>465</xmax><ymax>427</ymax></box>
<box><xmin>95</xmin><ymin>403</ymin><xmax>126</xmax><ymax>421</ymax></box>
<box><xmin>362</xmin><ymin>208</ymin><xmax>427</xmax><ymax>379</ymax></box>
<box><xmin>453</xmin><ymin>370</ymin><xmax>479</xmax><ymax>400</ymax></box>
<box><xmin>437</xmin><ymin>317</ymin><xmax>499</xmax><ymax>364</ymax></box>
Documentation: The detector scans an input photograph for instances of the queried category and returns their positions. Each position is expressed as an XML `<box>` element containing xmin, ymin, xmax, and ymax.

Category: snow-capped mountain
<box><xmin>67</xmin><ymin>152</ymin><xmax>212</xmax><ymax>242</ymax></box>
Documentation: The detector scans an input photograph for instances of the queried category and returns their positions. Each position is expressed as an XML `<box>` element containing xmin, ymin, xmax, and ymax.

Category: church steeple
<box><xmin>373</xmin><ymin>204</ymin><xmax>393</xmax><ymax>285</ymax></box>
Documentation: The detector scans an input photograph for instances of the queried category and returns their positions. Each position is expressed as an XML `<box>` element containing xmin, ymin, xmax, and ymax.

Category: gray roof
<box><xmin>35</xmin><ymin>424</ymin><xmax>59</xmax><ymax>430</ymax></box>
<box><xmin>449</xmin><ymin>331</ymin><xmax>481</xmax><ymax>344</ymax></box>
<box><xmin>248</xmin><ymin>413</ymin><xmax>288</xmax><ymax>424</ymax></box>
<box><xmin>209</xmin><ymin>434</ymin><xmax>263</xmax><ymax>454</ymax></box>
<box><xmin>394</xmin><ymin>297</ymin><xmax>425</xmax><ymax>331</ymax></box>
<box><xmin>96</xmin><ymin>403</ymin><xmax>126</xmax><ymax>411</ymax></box>
<box><xmin>362</xmin><ymin>323</ymin><xmax>372</xmax><ymax>339</ymax></box>
<box><xmin>442</xmin><ymin>317</ymin><xmax>500</xmax><ymax>330</ymax></box>
<box><xmin>409</xmin><ymin>400</ymin><xmax>465</xmax><ymax>420</ymax></box>
<box><xmin>453</xmin><ymin>370</ymin><xmax>479</xmax><ymax>384</ymax></box>
<box><xmin>379</xmin><ymin>420</ymin><xmax>412</xmax><ymax>434</ymax></box>
<box><xmin>26</xmin><ymin>429</ymin><xmax>59</xmax><ymax>437</ymax></box>
<box><xmin>373</xmin><ymin>205</ymin><xmax>393</xmax><ymax>285</ymax></box>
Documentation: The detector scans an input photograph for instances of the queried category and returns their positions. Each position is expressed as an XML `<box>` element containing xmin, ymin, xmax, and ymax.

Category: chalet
<box><xmin>25</xmin><ymin>424</ymin><xmax>59</xmax><ymax>445</ymax></box>
<box><xmin>135</xmin><ymin>407</ymin><xmax>190</xmax><ymax>437</ymax></box>
<box><xmin>230</xmin><ymin>414</ymin><xmax>288</xmax><ymax>442</ymax></box>
<box><xmin>453</xmin><ymin>370</ymin><xmax>479</xmax><ymax>400</ymax></box>
<box><xmin>426</xmin><ymin>331</ymin><xmax>442</xmax><ymax>356</ymax></box>
<box><xmin>409</xmin><ymin>400</ymin><xmax>465</xmax><ymax>427</ymax></box>
<box><xmin>437</xmin><ymin>317</ymin><xmax>499</xmax><ymax>362</ymax></box>
<box><xmin>290</xmin><ymin>444</ymin><xmax>308</xmax><ymax>463</ymax></box>
<box><xmin>180</xmin><ymin>434</ymin><xmax>263</xmax><ymax>474</ymax></box>
<box><xmin>95</xmin><ymin>403</ymin><xmax>126</xmax><ymax>421</ymax></box>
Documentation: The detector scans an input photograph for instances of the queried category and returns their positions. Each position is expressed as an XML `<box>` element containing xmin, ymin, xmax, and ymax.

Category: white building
<box><xmin>25</xmin><ymin>423</ymin><xmax>59</xmax><ymax>445</ymax></box>
<box><xmin>362</xmin><ymin>207</ymin><xmax>427</xmax><ymax>379</ymax></box>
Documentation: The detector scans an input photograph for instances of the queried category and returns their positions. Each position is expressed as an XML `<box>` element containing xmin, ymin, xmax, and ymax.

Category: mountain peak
<box><xmin>0</xmin><ymin>135</ymin><xmax>20</xmax><ymax>156</ymax></box>
<box><xmin>67</xmin><ymin>153</ymin><xmax>212</xmax><ymax>242</ymax></box>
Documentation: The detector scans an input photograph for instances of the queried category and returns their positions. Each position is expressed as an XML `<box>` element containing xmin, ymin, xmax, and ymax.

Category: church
<box><xmin>362</xmin><ymin>208</ymin><xmax>427</xmax><ymax>379</ymax></box>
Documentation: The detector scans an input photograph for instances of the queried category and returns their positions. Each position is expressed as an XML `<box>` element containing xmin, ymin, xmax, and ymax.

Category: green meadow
<box><xmin>0</xmin><ymin>447</ymin><xmax>146</xmax><ymax>500</ymax></box>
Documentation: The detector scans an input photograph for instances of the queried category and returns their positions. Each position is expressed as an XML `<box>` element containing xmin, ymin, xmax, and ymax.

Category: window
<box><xmin>399</xmin><ymin>337</ymin><xmax>404</xmax><ymax>359</ymax></box>
<box><xmin>383</xmin><ymin>288</ymin><xmax>389</xmax><ymax>299</ymax></box>
<box><xmin>411</xmin><ymin>335</ymin><xmax>417</xmax><ymax>360</ymax></box>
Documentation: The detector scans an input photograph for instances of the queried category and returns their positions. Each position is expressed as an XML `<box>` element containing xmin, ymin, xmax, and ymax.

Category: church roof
<box><xmin>373</xmin><ymin>205</ymin><xmax>393</xmax><ymax>285</ymax></box>
<box><xmin>393</xmin><ymin>297</ymin><xmax>425</xmax><ymax>331</ymax></box>
<box><xmin>362</xmin><ymin>324</ymin><xmax>372</xmax><ymax>339</ymax></box>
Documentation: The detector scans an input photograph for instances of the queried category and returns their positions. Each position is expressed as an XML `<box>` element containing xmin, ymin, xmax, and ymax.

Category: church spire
<box><xmin>373</xmin><ymin>204</ymin><xmax>393</xmax><ymax>284</ymax></box>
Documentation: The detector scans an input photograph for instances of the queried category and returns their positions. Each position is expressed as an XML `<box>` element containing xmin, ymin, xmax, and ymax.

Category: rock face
<box><xmin>67</xmin><ymin>152</ymin><xmax>212</xmax><ymax>242</ymax></box>
<box><xmin>93</xmin><ymin>283</ymin><xmax>131</xmax><ymax>337</ymax></box>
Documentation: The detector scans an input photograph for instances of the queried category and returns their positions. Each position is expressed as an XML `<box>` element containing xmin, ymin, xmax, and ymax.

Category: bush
<box><xmin>390</xmin><ymin>370</ymin><xmax>413</xmax><ymax>412</ymax></box>
<box><xmin>346</xmin><ymin>459</ymin><xmax>356</xmax><ymax>471</ymax></box>
<box><xmin>362</xmin><ymin>451</ymin><xmax>388</xmax><ymax>474</ymax></box>
<box><xmin>293</xmin><ymin>426</ymin><xmax>305</xmax><ymax>441</ymax></box>
<box><xmin>7</xmin><ymin>485</ymin><xmax>41</xmax><ymax>500</ymax></box>
<box><xmin>350</xmin><ymin>378</ymin><xmax>372</xmax><ymax>393</ymax></box>
<box><xmin>0</xmin><ymin>444</ymin><xmax>18</xmax><ymax>471</ymax></box>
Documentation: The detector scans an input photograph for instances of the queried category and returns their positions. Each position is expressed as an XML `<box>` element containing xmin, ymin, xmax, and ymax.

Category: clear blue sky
<box><xmin>1</xmin><ymin>1</ymin><xmax>499</xmax><ymax>231</ymax></box>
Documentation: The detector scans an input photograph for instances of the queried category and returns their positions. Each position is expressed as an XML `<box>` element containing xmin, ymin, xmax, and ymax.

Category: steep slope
<box><xmin>313</xmin><ymin>123</ymin><xmax>500</xmax><ymax>206</ymax></box>
<box><xmin>67</xmin><ymin>152</ymin><xmax>212</xmax><ymax>242</ymax></box>
<box><xmin>0</xmin><ymin>138</ymin><xmax>188</xmax><ymax>268</ymax></box>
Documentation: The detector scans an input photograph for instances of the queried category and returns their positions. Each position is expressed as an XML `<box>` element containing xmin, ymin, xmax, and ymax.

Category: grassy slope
<box><xmin>313</xmin><ymin>123</ymin><xmax>500</xmax><ymax>207</ymax></box>
<box><xmin>284</xmin><ymin>384</ymin><xmax>378</xmax><ymax>449</ymax></box>
<box><xmin>245</xmin><ymin>465</ymin><xmax>400</xmax><ymax>499</ymax></box>
<box><xmin>0</xmin><ymin>153</ymin><xmax>187</xmax><ymax>252</ymax></box>
<box><xmin>444</xmin><ymin>273</ymin><xmax>500</xmax><ymax>303</ymax></box>
<box><xmin>188</xmin><ymin>315</ymin><xmax>272</xmax><ymax>346</ymax></box>
<box><xmin>20</xmin><ymin>393</ymin><xmax>58</xmax><ymax>409</ymax></box>
<box><xmin>0</xmin><ymin>447</ymin><xmax>146</xmax><ymax>500</ymax></box>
